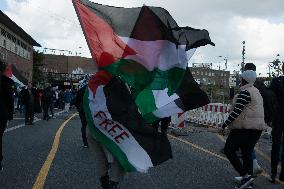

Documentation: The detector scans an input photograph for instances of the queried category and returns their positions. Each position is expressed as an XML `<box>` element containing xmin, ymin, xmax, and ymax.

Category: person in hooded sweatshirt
<box><xmin>221</xmin><ymin>70</ymin><xmax>265</xmax><ymax>189</ymax></box>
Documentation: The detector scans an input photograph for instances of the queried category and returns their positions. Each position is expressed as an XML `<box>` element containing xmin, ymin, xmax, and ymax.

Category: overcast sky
<box><xmin>1</xmin><ymin>0</ymin><xmax>284</xmax><ymax>75</ymax></box>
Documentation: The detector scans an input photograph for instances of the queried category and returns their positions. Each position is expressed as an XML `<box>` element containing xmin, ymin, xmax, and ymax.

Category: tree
<box><xmin>32</xmin><ymin>50</ymin><xmax>46</xmax><ymax>85</ymax></box>
<box><xmin>268</xmin><ymin>58</ymin><xmax>283</xmax><ymax>78</ymax></box>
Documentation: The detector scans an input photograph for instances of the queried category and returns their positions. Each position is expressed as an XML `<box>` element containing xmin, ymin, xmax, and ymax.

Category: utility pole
<box><xmin>241</xmin><ymin>41</ymin><xmax>246</xmax><ymax>72</ymax></box>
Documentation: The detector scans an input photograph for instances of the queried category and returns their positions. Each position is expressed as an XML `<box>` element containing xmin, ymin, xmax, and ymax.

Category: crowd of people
<box><xmin>0</xmin><ymin>62</ymin><xmax>284</xmax><ymax>189</ymax></box>
<box><xmin>13</xmin><ymin>84</ymin><xmax>77</xmax><ymax>124</ymax></box>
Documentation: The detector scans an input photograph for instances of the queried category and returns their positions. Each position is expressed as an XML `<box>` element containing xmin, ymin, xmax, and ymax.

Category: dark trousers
<box><xmin>271</xmin><ymin>122</ymin><xmax>284</xmax><ymax>178</ymax></box>
<box><xmin>49</xmin><ymin>102</ymin><xmax>54</xmax><ymax>117</ymax></box>
<box><xmin>24</xmin><ymin>105</ymin><xmax>34</xmax><ymax>124</ymax></box>
<box><xmin>153</xmin><ymin>117</ymin><xmax>171</xmax><ymax>134</ymax></box>
<box><xmin>224</xmin><ymin>129</ymin><xmax>262</xmax><ymax>176</ymax></box>
<box><xmin>0</xmin><ymin>119</ymin><xmax>8</xmax><ymax>163</ymax></box>
<box><xmin>43</xmin><ymin>107</ymin><xmax>49</xmax><ymax>121</ymax></box>
<box><xmin>79</xmin><ymin>110</ymin><xmax>88</xmax><ymax>146</ymax></box>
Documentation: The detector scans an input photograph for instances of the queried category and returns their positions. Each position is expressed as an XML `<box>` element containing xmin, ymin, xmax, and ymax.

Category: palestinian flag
<box><xmin>84</xmin><ymin>71</ymin><xmax>172</xmax><ymax>172</ymax></box>
<box><xmin>73</xmin><ymin>0</ymin><xmax>214</xmax><ymax>123</ymax></box>
<box><xmin>73</xmin><ymin>0</ymin><xmax>214</xmax><ymax>172</ymax></box>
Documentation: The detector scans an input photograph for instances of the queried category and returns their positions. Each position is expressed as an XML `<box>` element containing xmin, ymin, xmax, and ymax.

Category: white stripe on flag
<box><xmin>120</xmin><ymin>37</ymin><xmax>195</xmax><ymax>71</ymax></box>
<box><xmin>153</xmin><ymin>100</ymin><xmax>183</xmax><ymax>118</ymax></box>
<box><xmin>88</xmin><ymin>86</ymin><xmax>153</xmax><ymax>172</ymax></box>
<box><xmin>152</xmin><ymin>88</ymin><xmax>179</xmax><ymax>109</ymax></box>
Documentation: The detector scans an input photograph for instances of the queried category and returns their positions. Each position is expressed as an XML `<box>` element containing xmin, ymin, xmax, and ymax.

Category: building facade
<box><xmin>41</xmin><ymin>54</ymin><xmax>97</xmax><ymax>74</ymax></box>
<box><xmin>40</xmin><ymin>54</ymin><xmax>97</xmax><ymax>87</ymax></box>
<box><xmin>229</xmin><ymin>74</ymin><xmax>237</xmax><ymax>87</ymax></box>
<box><xmin>189</xmin><ymin>67</ymin><xmax>230</xmax><ymax>88</ymax></box>
<box><xmin>0</xmin><ymin>10</ymin><xmax>40</xmax><ymax>84</ymax></box>
<box><xmin>189</xmin><ymin>66</ymin><xmax>230</xmax><ymax>103</ymax></box>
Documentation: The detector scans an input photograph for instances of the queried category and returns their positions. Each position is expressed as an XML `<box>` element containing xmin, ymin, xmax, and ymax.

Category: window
<box><xmin>3</xmin><ymin>39</ymin><xmax>6</xmax><ymax>47</ymax></box>
<box><xmin>7</xmin><ymin>33</ymin><xmax>11</xmax><ymax>40</ymax></box>
<box><xmin>201</xmin><ymin>72</ymin><xmax>203</xmax><ymax>75</ymax></box>
<box><xmin>1</xmin><ymin>28</ymin><xmax>6</xmax><ymax>37</ymax></box>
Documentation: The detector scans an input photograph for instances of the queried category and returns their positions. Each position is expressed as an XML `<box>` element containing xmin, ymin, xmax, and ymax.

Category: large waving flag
<box><xmin>73</xmin><ymin>0</ymin><xmax>214</xmax><ymax>172</ymax></box>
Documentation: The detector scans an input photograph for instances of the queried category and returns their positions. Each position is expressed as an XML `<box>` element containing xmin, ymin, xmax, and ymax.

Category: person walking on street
<box><xmin>269</xmin><ymin>63</ymin><xmax>284</xmax><ymax>183</ymax></box>
<box><xmin>152</xmin><ymin>117</ymin><xmax>171</xmax><ymax>136</ymax></box>
<box><xmin>64</xmin><ymin>89</ymin><xmax>73</xmax><ymax>113</ymax></box>
<box><xmin>87</xmin><ymin>130</ymin><xmax>125</xmax><ymax>189</ymax></box>
<box><xmin>221</xmin><ymin>70</ymin><xmax>265</xmax><ymax>189</ymax></box>
<box><xmin>49</xmin><ymin>87</ymin><xmax>56</xmax><ymax>118</ymax></box>
<box><xmin>75</xmin><ymin>77</ymin><xmax>90</xmax><ymax>147</ymax></box>
<box><xmin>0</xmin><ymin>64</ymin><xmax>14</xmax><ymax>171</ymax></box>
<box><xmin>20</xmin><ymin>82</ymin><xmax>36</xmax><ymax>125</ymax></box>
<box><xmin>42</xmin><ymin>85</ymin><xmax>53</xmax><ymax>121</ymax></box>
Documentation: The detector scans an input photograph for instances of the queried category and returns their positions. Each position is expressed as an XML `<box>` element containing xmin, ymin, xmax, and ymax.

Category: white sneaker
<box><xmin>234</xmin><ymin>176</ymin><xmax>242</xmax><ymax>184</ymax></box>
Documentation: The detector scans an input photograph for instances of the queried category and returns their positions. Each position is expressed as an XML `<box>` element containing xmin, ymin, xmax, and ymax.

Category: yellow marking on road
<box><xmin>32</xmin><ymin>114</ymin><xmax>78</xmax><ymax>189</ymax></box>
<box><xmin>168</xmin><ymin>134</ymin><xmax>229</xmax><ymax>162</ymax></box>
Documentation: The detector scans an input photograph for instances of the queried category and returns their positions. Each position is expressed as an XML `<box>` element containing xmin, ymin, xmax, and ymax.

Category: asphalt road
<box><xmin>0</xmin><ymin>110</ymin><xmax>283</xmax><ymax>189</ymax></box>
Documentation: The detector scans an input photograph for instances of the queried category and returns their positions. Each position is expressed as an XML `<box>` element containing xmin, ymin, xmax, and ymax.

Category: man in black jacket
<box><xmin>269</xmin><ymin>63</ymin><xmax>284</xmax><ymax>182</ymax></box>
<box><xmin>0</xmin><ymin>64</ymin><xmax>14</xmax><ymax>171</ymax></box>
<box><xmin>19</xmin><ymin>82</ymin><xmax>36</xmax><ymax>125</ymax></box>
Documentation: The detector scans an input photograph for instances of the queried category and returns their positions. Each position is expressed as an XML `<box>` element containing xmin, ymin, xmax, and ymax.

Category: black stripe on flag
<box><xmin>175</xmin><ymin>68</ymin><xmax>210</xmax><ymax>111</ymax></box>
<box><xmin>79</xmin><ymin>0</ymin><xmax>214</xmax><ymax>50</ymax></box>
<box><xmin>103</xmin><ymin>77</ymin><xmax>173</xmax><ymax>165</ymax></box>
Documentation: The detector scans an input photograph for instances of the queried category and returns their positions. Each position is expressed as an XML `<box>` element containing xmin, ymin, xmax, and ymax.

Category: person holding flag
<box><xmin>73</xmin><ymin>0</ymin><xmax>214</xmax><ymax>187</ymax></box>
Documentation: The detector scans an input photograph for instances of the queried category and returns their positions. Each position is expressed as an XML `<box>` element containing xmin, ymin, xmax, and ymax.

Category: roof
<box><xmin>0</xmin><ymin>10</ymin><xmax>41</xmax><ymax>47</ymax></box>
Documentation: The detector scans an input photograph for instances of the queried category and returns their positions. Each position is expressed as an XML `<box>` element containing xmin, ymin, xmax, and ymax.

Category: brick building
<box><xmin>40</xmin><ymin>54</ymin><xmax>97</xmax><ymax>86</ymax></box>
<box><xmin>0</xmin><ymin>10</ymin><xmax>41</xmax><ymax>84</ymax></box>
<box><xmin>189</xmin><ymin>66</ymin><xmax>230</xmax><ymax>103</ymax></box>
<box><xmin>41</xmin><ymin>54</ymin><xmax>97</xmax><ymax>74</ymax></box>
<box><xmin>189</xmin><ymin>67</ymin><xmax>230</xmax><ymax>88</ymax></box>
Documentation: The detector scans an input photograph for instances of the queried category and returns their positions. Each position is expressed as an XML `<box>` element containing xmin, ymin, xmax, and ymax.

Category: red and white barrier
<box><xmin>170</xmin><ymin>103</ymin><xmax>231</xmax><ymax>129</ymax></box>
<box><xmin>176</xmin><ymin>113</ymin><xmax>185</xmax><ymax>128</ymax></box>
<box><xmin>187</xmin><ymin>103</ymin><xmax>231</xmax><ymax>128</ymax></box>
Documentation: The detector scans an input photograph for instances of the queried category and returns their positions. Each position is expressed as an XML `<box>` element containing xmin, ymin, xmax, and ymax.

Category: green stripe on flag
<box><xmin>83</xmin><ymin>89</ymin><xmax>137</xmax><ymax>172</ymax></box>
<box><xmin>143</xmin><ymin>112</ymin><xmax>159</xmax><ymax>123</ymax></box>
<box><xmin>135</xmin><ymin>89</ymin><xmax>156</xmax><ymax>117</ymax></box>
<box><xmin>101</xmin><ymin>59</ymin><xmax>186</xmax><ymax>97</ymax></box>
